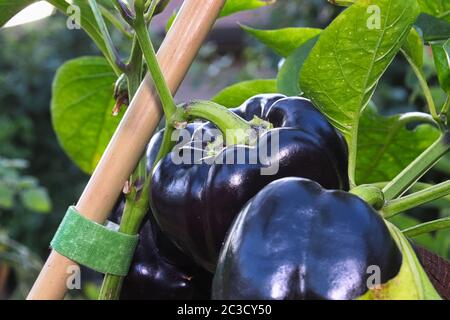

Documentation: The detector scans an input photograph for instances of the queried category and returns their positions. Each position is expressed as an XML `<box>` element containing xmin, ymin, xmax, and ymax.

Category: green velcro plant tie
<box><xmin>51</xmin><ymin>206</ymin><xmax>138</xmax><ymax>276</ymax></box>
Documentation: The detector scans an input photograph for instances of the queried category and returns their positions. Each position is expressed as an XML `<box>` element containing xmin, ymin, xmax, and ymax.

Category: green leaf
<box><xmin>277</xmin><ymin>37</ymin><xmax>319</xmax><ymax>96</ymax></box>
<box><xmin>220</xmin><ymin>0</ymin><xmax>275</xmax><ymax>18</ymax></box>
<box><xmin>17</xmin><ymin>176</ymin><xmax>39</xmax><ymax>189</ymax></box>
<box><xmin>0</xmin><ymin>182</ymin><xmax>14</xmax><ymax>209</ymax></box>
<box><xmin>356</xmin><ymin>106</ymin><xmax>440</xmax><ymax>184</ymax></box>
<box><xmin>416</xmin><ymin>13</ymin><xmax>450</xmax><ymax>42</ymax></box>
<box><xmin>300</xmin><ymin>0</ymin><xmax>420</xmax><ymax>185</ymax></box>
<box><xmin>19</xmin><ymin>187</ymin><xmax>51</xmax><ymax>213</ymax></box>
<box><xmin>51</xmin><ymin>57</ymin><xmax>121</xmax><ymax>174</ymax></box>
<box><xmin>402</xmin><ymin>28</ymin><xmax>424</xmax><ymax>69</ymax></box>
<box><xmin>417</xmin><ymin>0</ymin><xmax>450</xmax><ymax>23</ymax></box>
<box><xmin>241</xmin><ymin>25</ymin><xmax>322</xmax><ymax>57</ymax></box>
<box><xmin>212</xmin><ymin>79</ymin><xmax>277</xmax><ymax>108</ymax></box>
<box><xmin>0</xmin><ymin>0</ymin><xmax>36</xmax><ymax>27</ymax></box>
<box><xmin>432</xmin><ymin>39</ymin><xmax>450</xmax><ymax>94</ymax></box>
<box><xmin>358</xmin><ymin>222</ymin><xmax>441</xmax><ymax>300</ymax></box>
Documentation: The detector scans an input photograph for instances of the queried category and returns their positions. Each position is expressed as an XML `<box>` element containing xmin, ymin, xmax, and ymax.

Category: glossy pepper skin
<box><xmin>110</xmin><ymin>202</ymin><xmax>212</xmax><ymax>300</ymax></box>
<box><xmin>150</xmin><ymin>94</ymin><xmax>350</xmax><ymax>272</ymax></box>
<box><xmin>212</xmin><ymin>178</ymin><xmax>403</xmax><ymax>300</ymax></box>
<box><xmin>108</xmin><ymin>123</ymin><xmax>212</xmax><ymax>300</ymax></box>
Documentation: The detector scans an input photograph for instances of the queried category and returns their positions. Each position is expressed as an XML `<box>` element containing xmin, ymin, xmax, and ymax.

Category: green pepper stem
<box><xmin>88</xmin><ymin>0</ymin><xmax>124</xmax><ymax>75</ymax></box>
<box><xmin>134</xmin><ymin>4</ymin><xmax>177</xmax><ymax>120</ymax></box>
<box><xmin>125</xmin><ymin>35</ymin><xmax>144</xmax><ymax>98</ymax></box>
<box><xmin>98</xmin><ymin>126</ymin><xmax>175</xmax><ymax>300</ymax></box>
<box><xmin>98</xmin><ymin>155</ymin><xmax>150</xmax><ymax>300</ymax></box>
<box><xmin>382</xmin><ymin>134</ymin><xmax>450</xmax><ymax>201</ymax></box>
<box><xmin>173</xmin><ymin>100</ymin><xmax>255</xmax><ymax>146</ymax></box>
<box><xmin>402</xmin><ymin>217</ymin><xmax>450</xmax><ymax>238</ymax></box>
<box><xmin>443</xmin><ymin>97</ymin><xmax>450</xmax><ymax>113</ymax></box>
<box><xmin>99</xmin><ymin>4</ymin><xmax>133</xmax><ymax>39</ymax></box>
<box><xmin>99</xmin><ymin>2</ymin><xmax>179</xmax><ymax>298</ymax></box>
<box><xmin>402</xmin><ymin>50</ymin><xmax>439</xmax><ymax>121</ymax></box>
<box><xmin>383</xmin><ymin>180</ymin><xmax>450</xmax><ymax>218</ymax></box>
<box><xmin>350</xmin><ymin>185</ymin><xmax>385</xmax><ymax>210</ymax></box>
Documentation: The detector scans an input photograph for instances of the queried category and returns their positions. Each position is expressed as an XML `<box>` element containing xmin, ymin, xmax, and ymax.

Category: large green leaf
<box><xmin>277</xmin><ymin>37</ymin><xmax>319</xmax><ymax>96</ymax></box>
<box><xmin>418</xmin><ymin>0</ymin><xmax>450</xmax><ymax>23</ymax></box>
<box><xmin>0</xmin><ymin>0</ymin><xmax>36</xmax><ymax>27</ymax></box>
<box><xmin>51</xmin><ymin>57</ymin><xmax>122</xmax><ymax>174</ymax></box>
<box><xmin>220</xmin><ymin>0</ymin><xmax>275</xmax><ymax>18</ymax></box>
<box><xmin>432</xmin><ymin>39</ymin><xmax>450</xmax><ymax>94</ymax></box>
<box><xmin>359</xmin><ymin>222</ymin><xmax>441</xmax><ymax>300</ymax></box>
<box><xmin>416</xmin><ymin>13</ymin><xmax>450</xmax><ymax>42</ymax></box>
<box><xmin>300</xmin><ymin>0</ymin><xmax>420</xmax><ymax>184</ymax></box>
<box><xmin>242</xmin><ymin>25</ymin><xmax>322</xmax><ymax>57</ymax></box>
<box><xmin>212</xmin><ymin>79</ymin><xmax>277</xmax><ymax>108</ymax></box>
<box><xmin>0</xmin><ymin>182</ymin><xmax>14</xmax><ymax>209</ymax></box>
<box><xmin>356</xmin><ymin>106</ymin><xmax>439</xmax><ymax>184</ymax></box>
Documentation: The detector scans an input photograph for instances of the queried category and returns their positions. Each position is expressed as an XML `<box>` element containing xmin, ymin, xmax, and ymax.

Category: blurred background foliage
<box><xmin>0</xmin><ymin>0</ymin><xmax>448</xmax><ymax>299</ymax></box>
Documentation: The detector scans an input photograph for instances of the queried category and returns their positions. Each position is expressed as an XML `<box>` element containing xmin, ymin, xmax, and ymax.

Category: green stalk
<box><xmin>173</xmin><ymin>100</ymin><xmax>255</xmax><ymax>146</ymax></box>
<box><xmin>402</xmin><ymin>217</ymin><xmax>450</xmax><ymax>238</ymax></box>
<box><xmin>383</xmin><ymin>180</ymin><xmax>450</xmax><ymax>218</ymax></box>
<box><xmin>438</xmin><ymin>10</ymin><xmax>450</xmax><ymax>20</ymax></box>
<box><xmin>403</xmin><ymin>51</ymin><xmax>439</xmax><ymax>121</ymax></box>
<box><xmin>98</xmin><ymin>168</ymin><xmax>149</xmax><ymax>300</ymax></box>
<box><xmin>350</xmin><ymin>185</ymin><xmax>385</xmax><ymax>210</ymax></box>
<box><xmin>99</xmin><ymin>4</ymin><xmax>133</xmax><ymax>39</ymax></box>
<box><xmin>347</xmin><ymin>123</ymin><xmax>359</xmax><ymax>188</ymax></box>
<box><xmin>99</xmin><ymin>0</ymin><xmax>179</xmax><ymax>299</ymax></box>
<box><xmin>88</xmin><ymin>0</ymin><xmax>125</xmax><ymax>74</ymax></box>
<box><xmin>442</xmin><ymin>97</ymin><xmax>450</xmax><ymax>119</ymax></box>
<box><xmin>133</xmin><ymin>4</ymin><xmax>177</xmax><ymax>119</ymax></box>
<box><xmin>382</xmin><ymin>134</ymin><xmax>450</xmax><ymax>201</ymax></box>
<box><xmin>126</xmin><ymin>36</ymin><xmax>143</xmax><ymax>98</ymax></box>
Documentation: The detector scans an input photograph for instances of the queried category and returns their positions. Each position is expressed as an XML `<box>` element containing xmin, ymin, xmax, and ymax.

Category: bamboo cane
<box><xmin>27</xmin><ymin>0</ymin><xmax>226</xmax><ymax>300</ymax></box>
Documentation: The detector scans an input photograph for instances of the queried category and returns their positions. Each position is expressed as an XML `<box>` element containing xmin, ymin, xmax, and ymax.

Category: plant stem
<box><xmin>438</xmin><ymin>10</ymin><xmax>450</xmax><ymax>20</ymax></box>
<box><xmin>402</xmin><ymin>217</ymin><xmax>450</xmax><ymax>238</ymax></box>
<box><xmin>99</xmin><ymin>4</ymin><xmax>133</xmax><ymax>39</ymax></box>
<box><xmin>383</xmin><ymin>180</ymin><xmax>450</xmax><ymax>218</ymax></box>
<box><xmin>133</xmin><ymin>8</ymin><xmax>177</xmax><ymax>119</ymax></box>
<box><xmin>98</xmin><ymin>33</ymin><xmax>145</xmax><ymax>301</ymax></box>
<box><xmin>382</xmin><ymin>134</ymin><xmax>450</xmax><ymax>201</ymax></box>
<box><xmin>99</xmin><ymin>0</ymin><xmax>179</xmax><ymax>300</ymax></box>
<box><xmin>403</xmin><ymin>52</ymin><xmax>439</xmax><ymax>121</ymax></box>
<box><xmin>126</xmin><ymin>36</ymin><xmax>143</xmax><ymax>98</ymax></box>
<box><xmin>347</xmin><ymin>126</ymin><xmax>358</xmax><ymax>188</ymax></box>
<box><xmin>442</xmin><ymin>97</ymin><xmax>450</xmax><ymax>118</ymax></box>
<box><xmin>350</xmin><ymin>185</ymin><xmax>385</xmax><ymax>210</ymax></box>
<box><xmin>98</xmin><ymin>172</ymin><xmax>149</xmax><ymax>300</ymax></box>
<box><xmin>88</xmin><ymin>0</ymin><xmax>125</xmax><ymax>74</ymax></box>
<box><xmin>173</xmin><ymin>100</ymin><xmax>256</xmax><ymax>145</ymax></box>
<box><xmin>144</xmin><ymin>0</ymin><xmax>158</xmax><ymax>21</ymax></box>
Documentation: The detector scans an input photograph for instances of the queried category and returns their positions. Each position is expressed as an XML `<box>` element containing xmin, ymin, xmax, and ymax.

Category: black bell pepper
<box><xmin>108</xmin><ymin>123</ymin><xmax>212</xmax><ymax>300</ymax></box>
<box><xmin>212</xmin><ymin>177</ymin><xmax>403</xmax><ymax>300</ymax></box>
<box><xmin>149</xmin><ymin>94</ymin><xmax>350</xmax><ymax>271</ymax></box>
<box><xmin>110</xmin><ymin>201</ymin><xmax>212</xmax><ymax>300</ymax></box>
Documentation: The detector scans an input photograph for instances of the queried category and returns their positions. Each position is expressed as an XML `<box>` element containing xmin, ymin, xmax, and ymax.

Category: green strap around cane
<box><xmin>50</xmin><ymin>206</ymin><xmax>138</xmax><ymax>276</ymax></box>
